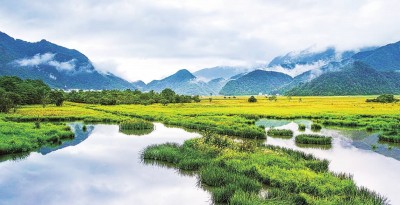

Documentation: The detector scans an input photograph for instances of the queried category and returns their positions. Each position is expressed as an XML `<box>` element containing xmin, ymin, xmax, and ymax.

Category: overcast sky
<box><xmin>1</xmin><ymin>0</ymin><xmax>400</xmax><ymax>82</ymax></box>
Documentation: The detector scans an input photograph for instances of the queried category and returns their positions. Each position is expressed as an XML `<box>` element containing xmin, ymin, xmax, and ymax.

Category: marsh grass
<box><xmin>0</xmin><ymin>119</ymin><xmax>74</xmax><ymax>155</ymax></box>
<box><xmin>142</xmin><ymin>133</ymin><xmax>387</xmax><ymax>204</ymax></box>
<box><xmin>119</xmin><ymin>119</ymin><xmax>154</xmax><ymax>131</ymax></box>
<box><xmin>295</xmin><ymin>134</ymin><xmax>332</xmax><ymax>145</ymax></box>
<box><xmin>311</xmin><ymin>123</ymin><xmax>322</xmax><ymax>131</ymax></box>
<box><xmin>378</xmin><ymin>131</ymin><xmax>400</xmax><ymax>143</ymax></box>
<box><xmin>267</xmin><ymin>129</ymin><xmax>293</xmax><ymax>138</ymax></box>
<box><xmin>298</xmin><ymin>124</ymin><xmax>306</xmax><ymax>131</ymax></box>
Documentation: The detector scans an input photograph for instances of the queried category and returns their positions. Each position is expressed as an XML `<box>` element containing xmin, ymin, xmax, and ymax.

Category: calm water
<box><xmin>256</xmin><ymin>119</ymin><xmax>400</xmax><ymax>205</ymax></box>
<box><xmin>0</xmin><ymin>123</ymin><xmax>211</xmax><ymax>205</ymax></box>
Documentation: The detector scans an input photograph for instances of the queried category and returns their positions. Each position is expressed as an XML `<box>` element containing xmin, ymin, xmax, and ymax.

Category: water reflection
<box><xmin>39</xmin><ymin>123</ymin><xmax>94</xmax><ymax>155</ymax></box>
<box><xmin>257</xmin><ymin>119</ymin><xmax>400</xmax><ymax>205</ymax></box>
<box><xmin>0</xmin><ymin>123</ymin><xmax>210</xmax><ymax>205</ymax></box>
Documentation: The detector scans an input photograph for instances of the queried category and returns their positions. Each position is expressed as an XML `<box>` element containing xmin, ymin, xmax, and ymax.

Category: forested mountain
<box><xmin>220</xmin><ymin>70</ymin><xmax>293</xmax><ymax>95</ymax></box>
<box><xmin>286</xmin><ymin>62</ymin><xmax>400</xmax><ymax>96</ymax></box>
<box><xmin>206</xmin><ymin>78</ymin><xmax>228</xmax><ymax>95</ymax></box>
<box><xmin>268</xmin><ymin>47</ymin><xmax>357</xmax><ymax>69</ymax></box>
<box><xmin>0</xmin><ymin>31</ymin><xmax>135</xmax><ymax>90</ymax></box>
<box><xmin>352</xmin><ymin>41</ymin><xmax>400</xmax><ymax>72</ymax></box>
<box><xmin>145</xmin><ymin>69</ymin><xmax>213</xmax><ymax>95</ymax></box>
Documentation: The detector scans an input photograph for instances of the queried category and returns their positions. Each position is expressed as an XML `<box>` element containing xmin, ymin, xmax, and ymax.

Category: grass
<box><xmin>1</xmin><ymin>96</ymin><xmax>398</xmax><ymax>203</ymax></box>
<box><xmin>311</xmin><ymin>123</ymin><xmax>322</xmax><ymax>131</ymax></box>
<box><xmin>298</xmin><ymin>124</ymin><xmax>306</xmax><ymax>131</ymax></box>
<box><xmin>267</xmin><ymin>129</ymin><xmax>293</xmax><ymax>138</ymax></box>
<box><xmin>142</xmin><ymin>133</ymin><xmax>387</xmax><ymax>204</ymax></box>
<box><xmin>0</xmin><ymin>116</ymin><xmax>74</xmax><ymax>155</ymax></box>
<box><xmin>119</xmin><ymin>119</ymin><xmax>154</xmax><ymax>130</ymax></box>
<box><xmin>378</xmin><ymin>131</ymin><xmax>400</xmax><ymax>143</ymax></box>
<box><xmin>295</xmin><ymin>134</ymin><xmax>333</xmax><ymax>145</ymax></box>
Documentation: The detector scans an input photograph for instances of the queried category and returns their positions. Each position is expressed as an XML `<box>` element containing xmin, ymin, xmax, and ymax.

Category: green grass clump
<box><xmin>0</xmin><ymin>119</ymin><xmax>74</xmax><ymax>155</ymax></box>
<box><xmin>295</xmin><ymin>134</ymin><xmax>332</xmax><ymax>145</ymax></box>
<box><xmin>298</xmin><ymin>124</ymin><xmax>306</xmax><ymax>131</ymax></box>
<box><xmin>311</xmin><ymin>123</ymin><xmax>322</xmax><ymax>131</ymax></box>
<box><xmin>142</xmin><ymin>132</ymin><xmax>386</xmax><ymax>204</ymax></box>
<box><xmin>267</xmin><ymin>129</ymin><xmax>293</xmax><ymax>138</ymax></box>
<box><xmin>119</xmin><ymin>119</ymin><xmax>154</xmax><ymax>131</ymax></box>
<box><xmin>378</xmin><ymin>131</ymin><xmax>400</xmax><ymax>143</ymax></box>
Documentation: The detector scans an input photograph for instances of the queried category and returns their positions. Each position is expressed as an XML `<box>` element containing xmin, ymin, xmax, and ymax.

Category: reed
<box><xmin>119</xmin><ymin>119</ymin><xmax>154</xmax><ymax>131</ymax></box>
<box><xmin>295</xmin><ymin>134</ymin><xmax>332</xmax><ymax>145</ymax></box>
<box><xmin>267</xmin><ymin>129</ymin><xmax>293</xmax><ymax>138</ymax></box>
<box><xmin>311</xmin><ymin>123</ymin><xmax>322</xmax><ymax>131</ymax></box>
<box><xmin>298</xmin><ymin>124</ymin><xmax>306</xmax><ymax>131</ymax></box>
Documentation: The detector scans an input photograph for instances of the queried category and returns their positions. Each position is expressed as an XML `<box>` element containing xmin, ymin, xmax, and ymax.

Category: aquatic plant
<box><xmin>298</xmin><ymin>124</ymin><xmax>306</xmax><ymax>131</ymax></box>
<box><xmin>142</xmin><ymin>133</ymin><xmax>387</xmax><ymax>204</ymax></box>
<box><xmin>295</xmin><ymin>134</ymin><xmax>332</xmax><ymax>145</ymax></box>
<box><xmin>267</xmin><ymin>129</ymin><xmax>293</xmax><ymax>138</ymax></box>
<box><xmin>119</xmin><ymin>119</ymin><xmax>154</xmax><ymax>131</ymax></box>
<box><xmin>311</xmin><ymin>123</ymin><xmax>322</xmax><ymax>131</ymax></box>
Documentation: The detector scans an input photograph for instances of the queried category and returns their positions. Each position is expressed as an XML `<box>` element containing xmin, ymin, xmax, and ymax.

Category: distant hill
<box><xmin>268</xmin><ymin>47</ymin><xmax>357</xmax><ymax>68</ymax></box>
<box><xmin>207</xmin><ymin>78</ymin><xmax>227</xmax><ymax>94</ymax></box>
<box><xmin>193</xmin><ymin>66</ymin><xmax>254</xmax><ymax>81</ymax></box>
<box><xmin>0</xmin><ymin>31</ymin><xmax>135</xmax><ymax>90</ymax></box>
<box><xmin>286</xmin><ymin>62</ymin><xmax>400</xmax><ymax>96</ymax></box>
<box><xmin>146</xmin><ymin>69</ymin><xmax>214</xmax><ymax>95</ymax></box>
<box><xmin>352</xmin><ymin>41</ymin><xmax>400</xmax><ymax>72</ymax></box>
<box><xmin>220</xmin><ymin>70</ymin><xmax>293</xmax><ymax>95</ymax></box>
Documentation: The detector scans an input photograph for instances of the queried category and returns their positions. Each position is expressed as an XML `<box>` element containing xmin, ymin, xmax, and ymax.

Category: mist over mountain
<box><xmin>0</xmin><ymin>31</ymin><xmax>135</xmax><ymax>90</ymax></box>
<box><xmin>193</xmin><ymin>66</ymin><xmax>255</xmax><ymax>81</ymax></box>
<box><xmin>1</xmin><ymin>30</ymin><xmax>399</xmax><ymax>96</ymax></box>
<box><xmin>286</xmin><ymin>62</ymin><xmax>400</xmax><ymax>96</ymax></box>
<box><xmin>220</xmin><ymin>70</ymin><xmax>293</xmax><ymax>95</ymax></box>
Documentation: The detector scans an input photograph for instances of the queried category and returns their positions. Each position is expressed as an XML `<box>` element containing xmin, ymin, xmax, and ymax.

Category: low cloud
<box><xmin>49</xmin><ymin>59</ymin><xmax>76</xmax><ymax>71</ymax></box>
<box><xmin>264</xmin><ymin>60</ymin><xmax>329</xmax><ymax>78</ymax></box>
<box><xmin>15</xmin><ymin>53</ymin><xmax>77</xmax><ymax>72</ymax></box>
<box><xmin>16</xmin><ymin>53</ymin><xmax>55</xmax><ymax>67</ymax></box>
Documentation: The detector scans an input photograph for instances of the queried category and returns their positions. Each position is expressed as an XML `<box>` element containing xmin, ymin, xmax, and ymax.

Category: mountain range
<box><xmin>0</xmin><ymin>31</ymin><xmax>135</xmax><ymax>90</ymax></box>
<box><xmin>1</xmin><ymin>30</ymin><xmax>400</xmax><ymax>96</ymax></box>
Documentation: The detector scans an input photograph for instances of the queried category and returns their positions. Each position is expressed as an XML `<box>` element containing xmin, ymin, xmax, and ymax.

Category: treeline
<box><xmin>66</xmin><ymin>88</ymin><xmax>201</xmax><ymax>105</ymax></box>
<box><xmin>0</xmin><ymin>76</ymin><xmax>201</xmax><ymax>113</ymax></box>
<box><xmin>0</xmin><ymin>76</ymin><xmax>63</xmax><ymax>112</ymax></box>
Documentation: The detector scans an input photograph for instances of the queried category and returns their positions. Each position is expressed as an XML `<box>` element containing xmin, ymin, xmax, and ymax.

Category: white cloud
<box><xmin>15</xmin><ymin>53</ymin><xmax>77</xmax><ymax>72</ymax></box>
<box><xmin>49</xmin><ymin>59</ymin><xmax>76</xmax><ymax>71</ymax></box>
<box><xmin>1</xmin><ymin>0</ymin><xmax>400</xmax><ymax>82</ymax></box>
<box><xmin>264</xmin><ymin>60</ymin><xmax>329</xmax><ymax>78</ymax></box>
<box><xmin>16</xmin><ymin>53</ymin><xmax>55</xmax><ymax>67</ymax></box>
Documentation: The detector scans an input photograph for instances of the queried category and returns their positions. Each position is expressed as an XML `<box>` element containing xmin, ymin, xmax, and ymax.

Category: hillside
<box><xmin>352</xmin><ymin>41</ymin><xmax>400</xmax><ymax>72</ymax></box>
<box><xmin>0</xmin><ymin>31</ymin><xmax>135</xmax><ymax>90</ymax></box>
<box><xmin>286</xmin><ymin>62</ymin><xmax>400</xmax><ymax>96</ymax></box>
<box><xmin>220</xmin><ymin>70</ymin><xmax>293</xmax><ymax>95</ymax></box>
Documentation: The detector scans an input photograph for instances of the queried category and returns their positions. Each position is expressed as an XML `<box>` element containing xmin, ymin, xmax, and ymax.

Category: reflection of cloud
<box><xmin>15</xmin><ymin>53</ymin><xmax>77</xmax><ymax>72</ymax></box>
<box><xmin>0</xmin><ymin>123</ymin><xmax>209</xmax><ymax>205</ymax></box>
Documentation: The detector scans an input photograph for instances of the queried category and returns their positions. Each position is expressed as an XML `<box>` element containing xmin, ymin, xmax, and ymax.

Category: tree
<box><xmin>161</xmin><ymin>88</ymin><xmax>176</xmax><ymax>103</ymax></box>
<box><xmin>0</xmin><ymin>88</ymin><xmax>12</xmax><ymax>113</ymax></box>
<box><xmin>366</xmin><ymin>94</ymin><xmax>399</xmax><ymax>103</ymax></box>
<box><xmin>160</xmin><ymin>98</ymin><xmax>169</xmax><ymax>106</ymax></box>
<box><xmin>248</xmin><ymin>96</ymin><xmax>257</xmax><ymax>103</ymax></box>
<box><xmin>50</xmin><ymin>90</ymin><xmax>65</xmax><ymax>106</ymax></box>
<box><xmin>268</xmin><ymin>95</ymin><xmax>277</xmax><ymax>102</ymax></box>
<box><xmin>193</xmin><ymin>95</ymin><xmax>201</xmax><ymax>103</ymax></box>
